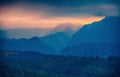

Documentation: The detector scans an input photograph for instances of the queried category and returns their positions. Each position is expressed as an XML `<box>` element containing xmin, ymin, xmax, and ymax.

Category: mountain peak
<box><xmin>68</xmin><ymin>16</ymin><xmax>120</xmax><ymax>46</ymax></box>
<box><xmin>54</xmin><ymin>23</ymin><xmax>81</xmax><ymax>31</ymax></box>
<box><xmin>30</xmin><ymin>36</ymin><xmax>40</xmax><ymax>40</ymax></box>
<box><xmin>45</xmin><ymin>23</ymin><xmax>81</xmax><ymax>36</ymax></box>
<box><xmin>100</xmin><ymin>16</ymin><xmax>120</xmax><ymax>22</ymax></box>
<box><xmin>105</xmin><ymin>16</ymin><xmax>120</xmax><ymax>19</ymax></box>
<box><xmin>62</xmin><ymin>16</ymin><xmax>120</xmax><ymax>57</ymax></box>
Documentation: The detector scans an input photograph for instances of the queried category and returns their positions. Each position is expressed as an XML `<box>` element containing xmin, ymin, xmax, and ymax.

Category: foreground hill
<box><xmin>0</xmin><ymin>50</ymin><xmax>120</xmax><ymax>77</ymax></box>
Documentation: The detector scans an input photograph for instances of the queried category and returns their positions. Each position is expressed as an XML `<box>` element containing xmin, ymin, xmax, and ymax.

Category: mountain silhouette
<box><xmin>62</xmin><ymin>16</ymin><xmax>120</xmax><ymax>57</ymax></box>
<box><xmin>2</xmin><ymin>23</ymin><xmax>81</xmax><ymax>39</ymax></box>
<box><xmin>45</xmin><ymin>23</ymin><xmax>81</xmax><ymax>36</ymax></box>
<box><xmin>40</xmin><ymin>23</ymin><xmax>81</xmax><ymax>53</ymax></box>
<box><xmin>2</xmin><ymin>28</ymin><xmax>50</xmax><ymax>39</ymax></box>
<box><xmin>41</xmin><ymin>32</ymin><xmax>70</xmax><ymax>53</ymax></box>
<box><xmin>0</xmin><ymin>37</ymin><xmax>55</xmax><ymax>54</ymax></box>
<box><xmin>0</xmin><ymin>30</ymin><xmax>7</xmax><ymax>38</ymax></box>
<box><xmin>68</xmin><ymin>16</ymin><xmax>120</xmax><ymax>46</ymax></box>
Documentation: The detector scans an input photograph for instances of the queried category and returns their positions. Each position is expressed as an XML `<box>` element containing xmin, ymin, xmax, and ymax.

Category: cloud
<box><xmin>0</xmin><ymin>0</ymin><xmax>119</xmax><ymax>29</ymax></box>
<box><xmin>42</xmin><ymin>4</ymin><xmax>119</xmax><ymax>17</ymax></box>
<box><xmin>0</xmin><ymin>6</ymin><xmax>104</xmax><ymax>29</ymax></box>
<box><xmin>1</xmin><ymin>0</ymin><xmax>119</xmax><ymax>7</ymax></box>
<box><xmin>0</xmin><ymin>0</ymin><xmax>119</xmax><ymax>17</ymax></box>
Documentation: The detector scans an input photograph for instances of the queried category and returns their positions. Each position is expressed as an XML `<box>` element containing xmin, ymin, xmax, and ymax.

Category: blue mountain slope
<box><xmin>2</xmin><ymin>28</ymin><xmax>49</xmax><ymax>39</ymax></box>
<box><xmin>0</xmin><ymin>37</ymin><xmax>55</xmax><ymax>54</ymax></box>
<box><xmin>62</xmin><ymin>17</ymin><xmax>120</xmax><ymax>57</ymax></box>
<box><xmin>69</xmin><ymin>17</ymin><xmax>120</xmax><ymax>46</ymax></box>
<box><xmin>40</xmin><ymin>23</ymin><xmax>80</xmax><ymax>53</ymax></box>
<box><xmin>45</xmin><ymin>23</ymin><xmax>80</xmax><ymax>36</ymax></box>
<box><xmin>41</xmin><ymin>32</ymin><xmax>70</xmax><ymax>53</ymax></box>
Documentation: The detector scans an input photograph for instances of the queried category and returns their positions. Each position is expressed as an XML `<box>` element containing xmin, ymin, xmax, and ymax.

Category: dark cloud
<box><xmin>35</xmin><ymin>4</ymin><xmax>119</xmax><ymax>17</ymax></box>
<box><xmin>0</xmin><ymin>0</ymin><xmax>120</xmax><ymax>7</ymax></box>
<box><xmin>0</xmin><ymin>0</ymin><xmax>17</xmax><ymax>6</ymax></box>
<box><xmin>0</xmin><ymin>0</ymin><xmax>120</xmax><ymax>16</ymax></box>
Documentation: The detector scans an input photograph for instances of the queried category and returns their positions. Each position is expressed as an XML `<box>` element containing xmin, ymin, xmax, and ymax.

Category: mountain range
<box><xmin>1</xmin><ymin>23</ymin><xmax>81</xmax><ymax>39</ymax></box>
<box><xmin>1</xmin><ymin>28</ymin><xmax>50</xmax><ymax>39</ymax></box>
<box><xmin>41</xmin><ymin>32</ymin><xmax>70</xmax><ymax>53</ymax></box>
<box><xmin>45</xmin><ymin>23</ymin><xmax>81</xmax><ymax>36</ymax></box>
<box><xmin>62</xmin><ymin>16</ymin><xmax>120</xmax><ymax>57</ymax></box>
<box><xmin>40</xmin><ymin>23</ymin><xmax>81</xmax><ymax>53</ymax></box>
<box><xmin>0</xmin><ymin>17</ymin><xmax>120</xmax><ymax>57</ymax></box>
<box><xmin>68</xmin><ymin>17</ymin><xmax>120</xmax><ymax>46</ymax></box>
<box><xmin>0</xmin><ymin>37</ymin><xmax>55</xmax><ymax>54</ymax></box>
<box><xmin>0</xmin><ymin>23</ymin><xmax>80</xmax><ymax>54</ymax></box>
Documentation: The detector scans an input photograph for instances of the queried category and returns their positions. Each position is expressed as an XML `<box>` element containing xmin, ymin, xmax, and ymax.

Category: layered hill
<box><xmin>40</xmin><ymin>23</ymin><xmax>81</xmax><ymax>53</ymax></box>
<box><xmin>41</xmin><ymin>32</ymin><xmax>70</xmax><ymax>53</ymax></box>
<box><xmin>0</xmin><ymin>37</ymin><xmax>55</xmax><ymax>54</ymax></box>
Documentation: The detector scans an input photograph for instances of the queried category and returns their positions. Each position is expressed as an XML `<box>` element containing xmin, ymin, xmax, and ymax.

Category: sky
<box><xmin>0</xmin><ymin>0</ymin><xmax>120</xmax><ymax>29</ymax></box>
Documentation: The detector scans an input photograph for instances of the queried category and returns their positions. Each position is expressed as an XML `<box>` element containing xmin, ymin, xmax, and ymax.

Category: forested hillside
<box><xmin>0</xmin><ymin>50</ymin><xmax>120</xmax><ymax>77</ymax></box>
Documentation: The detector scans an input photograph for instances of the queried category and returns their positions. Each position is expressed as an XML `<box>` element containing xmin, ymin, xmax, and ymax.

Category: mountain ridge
<box><xmin>41</xmin><ymin>32</ymin><xmax>71</xmax><ymax>53</ymax></box>
<box><xmin>62</xmin><ymin>16</ymin><xmax>120</xmax><ymax>57</ymax></box>
<box><xmin>68</xmin><ymin>16</ymin><xmax>120</xmax><ymax>46</ymax></box>
<box><xmin>0</xmin><ymin>37</ymin><xmax>55</xmax><ymax>54</ymax></box>
<box><xmin>45</xmin><ymin>23</ymin><xmax>81</xmax><ymax>36</ymax></box>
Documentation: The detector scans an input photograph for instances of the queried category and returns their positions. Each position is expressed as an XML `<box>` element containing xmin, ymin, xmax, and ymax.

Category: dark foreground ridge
<box><xmin>0</xmin><ymin>50</ymin><xmax>120</xmax><ymax>77</ymax></box>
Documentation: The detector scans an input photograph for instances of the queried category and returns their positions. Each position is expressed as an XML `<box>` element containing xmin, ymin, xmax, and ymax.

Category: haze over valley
<box><xmin>0</xmin><ymin>0</ymin><xmax>120</xmax><ymax>77</ymax></box>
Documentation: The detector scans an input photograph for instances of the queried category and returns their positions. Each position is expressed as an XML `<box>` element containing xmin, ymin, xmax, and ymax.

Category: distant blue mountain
<box><xmin>1</xmin><ymin>23</ymin><xmax>80</xmax><ymax>39</ymax></box>
<box><xmin>0</xmin><ymin>37</ymin><xmax>55</xmax><ymax>54</ymax></box>
<box><xmin>40</xmin><ymin>23</ymin><xmax>81</xmax><ymax>53</ymax></box>
<box><xmin>1</xmin><ymin>28</ymin><xmax>49</xmax><ymax>39</ymax></box>
<box><xmin>68</xmin><ymin>16</ymin><xmax>120</xmax><ymax>46</ymax></box>
<box><xmin>41</xmin><ymin>32</ymin><xmax>70</xmax><ymax>53</ymax></box>
<box><xmin>0</xmin><ymin>30</ymin><xmax>7</xmax><ymax>38</ymax></box>
<box><xmin>45</xmin><ymin>23</ymin><xmax>80</xmax><ymax>36</ymax></box>
<box><xmin>62</xmin><ymin>17</ymin><xmax>120</xmax><ymax>57</ymax></box>
<box><xmin>0</xmin><ymin>23</ymin><xmax>80</xmax><ymax>54</ymax></box>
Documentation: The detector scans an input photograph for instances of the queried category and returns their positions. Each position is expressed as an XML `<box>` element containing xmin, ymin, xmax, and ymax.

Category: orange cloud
<box><xmin>0</xmin><ymin>6</ymin><xmax>104</xmax><ymax>29</ymax></box>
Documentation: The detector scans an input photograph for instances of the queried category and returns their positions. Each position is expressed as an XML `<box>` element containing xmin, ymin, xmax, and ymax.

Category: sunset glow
<box><xmin>0</xmin><ymin>6</ymin><xmax>104</xmax><ymax>29</ymax></box>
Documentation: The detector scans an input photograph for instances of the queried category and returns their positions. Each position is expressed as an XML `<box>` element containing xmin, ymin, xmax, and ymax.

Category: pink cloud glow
<box><xmin>0</xmin><ymin>6</ymin><xmax>104</xmax><ymax>29</ymax></box>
